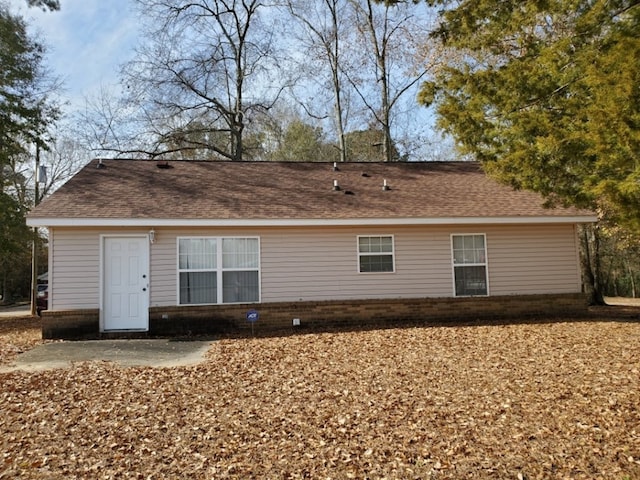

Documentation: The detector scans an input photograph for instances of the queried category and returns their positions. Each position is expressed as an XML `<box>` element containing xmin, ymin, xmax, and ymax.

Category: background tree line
<box><xmin>77</xmin><ymin>0</ymin><xmax>444</xmax><ymax>164</ymax></box>
<box><xmin>1</xmin><ymin>0</ymin><xmax>639</xmax><ymax>303</ymax></box>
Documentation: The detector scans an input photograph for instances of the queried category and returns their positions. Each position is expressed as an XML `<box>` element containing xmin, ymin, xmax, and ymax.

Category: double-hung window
<box><xmin>451</xmin><ymin>234</ymin><xmax>488</xmax><ymax>296</ymax></box>
<box><xmin>358</xmin><ymin>235</ymin><xmax>394</xmax><ymax>273</ymax></box>
<box><xmin>178</xmin><ymin>237</ymin><xmax>259</xmax><ymax>305</ymax></box>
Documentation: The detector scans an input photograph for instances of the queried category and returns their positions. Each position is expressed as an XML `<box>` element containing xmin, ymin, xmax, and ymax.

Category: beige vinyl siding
<box><xmin>49</xmin><ymin>223</ymin><xmax>582</xmax><ymax>310</ymax></box>
<box><xmin>261</xmin><ymin>225</ymin><xmax>580</xmax><ymax>301</ymax></box>
<box><xmin>49</xmin><ymin>228</ymin><xmax>101</xmax><ymax>309</ymax></box>
<box><xmin>486</xmin><ymin>224</ymin><xmax>581</xmax><ymax>295</ymax></box>
<box><xmin>261</xmin><ymin>227</ymin><xmax>453</xmax><ymax>301</ymax></box>
<box><xmin>149</xmin><ymin>230</ymin><xmax>177</xmax><ymax>306</ymax></box>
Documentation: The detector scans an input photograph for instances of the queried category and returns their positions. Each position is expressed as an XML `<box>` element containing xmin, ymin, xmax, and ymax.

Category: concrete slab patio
<box><xmin>1</xmin><ymin>339</ymin><xmax>214</xmax><ymax>372</ymax></box>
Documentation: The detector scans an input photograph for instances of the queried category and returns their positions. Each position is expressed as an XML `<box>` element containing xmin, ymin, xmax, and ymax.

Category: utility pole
<box><xmin>30</xmin><ymin>144</ymin><xmax>41</xmax><ymax>316</ymax></box>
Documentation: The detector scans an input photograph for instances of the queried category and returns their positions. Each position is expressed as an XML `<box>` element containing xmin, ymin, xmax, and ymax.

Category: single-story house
<box><xmin>27</xmin><ymin>159</ymin><xmax>597</xmax><ymax>338</ymax></box>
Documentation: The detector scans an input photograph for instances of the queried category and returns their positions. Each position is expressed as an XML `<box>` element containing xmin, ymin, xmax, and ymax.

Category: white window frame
<box><xmin>450</xmin><ymin>233</ymin><xmax>489</xmax><ymax>297</ymax></box>
<box><xmin>177</xmin><ymin>236</ymin><xmax>261</xmax><ymax>305</ymax></box>
<box><xmin>357</xmin><ymin>235</ymin><xmax>395</xmax><ymax>274</ymax></box>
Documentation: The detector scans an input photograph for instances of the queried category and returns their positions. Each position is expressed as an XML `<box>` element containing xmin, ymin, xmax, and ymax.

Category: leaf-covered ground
<box><xmin>1</xmin><ymin>316</ymin><xmax>640</xmax><ymax>479</ymax></box>
<box><xmin>0</xmin><ymin>315</ymin><xmax>41</xmax><ymax>366</ymax></box>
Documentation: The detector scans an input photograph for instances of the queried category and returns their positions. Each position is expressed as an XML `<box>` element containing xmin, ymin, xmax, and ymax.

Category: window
<box><xmin>179</xmin><ymin>238</ymin><xmax>217</xmax><ymax>304</ymax></box>
<box><xmin>451</xmin><ymin>234</ymin><xmax>488</xmax><ymax>296</ymax></box>
<box><xmin>178</xmin><ymin>237</ymin><xmax>259</xmax><ymax>304</ymax></box>
<box><xmin>221</xmin><ymin>238</ymin><xmax>260</xmax><ymax>303</ymax></box>
<box><xmin>358</xmin><ymin>235</ymin><xmax>394</xmax><ymax>273</ymax></box>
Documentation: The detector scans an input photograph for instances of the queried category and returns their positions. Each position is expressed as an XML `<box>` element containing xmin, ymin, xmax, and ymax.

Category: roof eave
<box><xmin>27</xmin><ymin>215</ymin><xmax>598</xmax><ymax>228</ymax></box>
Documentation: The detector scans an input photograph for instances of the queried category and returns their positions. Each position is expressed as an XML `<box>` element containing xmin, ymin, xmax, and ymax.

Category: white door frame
<box><xmin>100</xmin><ymin>234</ymin><xmax>150</xmax><ymax>332</ymax></box>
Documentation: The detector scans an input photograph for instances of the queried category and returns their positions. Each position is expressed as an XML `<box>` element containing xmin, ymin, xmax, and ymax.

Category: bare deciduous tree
<box><xmin>122</xmin><ymin>0</ymin><xmax>281</xmax><ymax>160</ymax></box>
<box><xmin>285</xmin><ymin>0</ymin><xmax>354</xmax><ymax>162</ymax></box>
<box><xmin>73</xmin><ymin>1</ymin><xmax>450</xmax><ymax>163</ymax></box>
<box><xmin>347</xmin><ymin>0</ymin><xmax>438</xmax><ymax>162</ymax></box>
<box><xmin>74</xmin><ymin>86</ymin><xmax>141</xmax><ymax>157</ymax></box>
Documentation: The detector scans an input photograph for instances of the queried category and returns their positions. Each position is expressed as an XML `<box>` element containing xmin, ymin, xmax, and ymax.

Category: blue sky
<box><xmin>8</xmin><ymin>0</ymin><xmax>139</xmax><ymax>111</ymax></box>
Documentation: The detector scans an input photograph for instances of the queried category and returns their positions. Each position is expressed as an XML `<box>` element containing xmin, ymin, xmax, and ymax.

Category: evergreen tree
<box><xmin>419</xmin><ymin>0</ymin><xmax>640</xmax><ymax>231</ymax></box>
<box><xmin>0</xmin><ymin>3</ymin><xmax>59</xmax><ymax>301</ymax></box>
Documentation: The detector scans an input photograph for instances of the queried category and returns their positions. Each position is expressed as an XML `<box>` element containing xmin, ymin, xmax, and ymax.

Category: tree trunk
<box><xmin>579</xmin><ymin>224</ymin><xmax>605</xmax><ymax>305</ymax></box>
<box><xmin>333</xmin><ymin>63</ymin><xmax>348</xmax><ymax>162</ymax></box>
<box><xmin>1</xmin><ymin>273</ymin><xmax>6</xmax><ymax>305</ymax></box>
<box><xmin>626</xmin><ymin>260</ymin><xmax>636</xmax><ymax>298</ymax></box>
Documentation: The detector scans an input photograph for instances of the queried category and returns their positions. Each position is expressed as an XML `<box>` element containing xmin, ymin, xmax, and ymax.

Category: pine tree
<box><xmin>420</xmin><ymin>0</ymin><xmax>640</xmax><ymax>231</ymax></box>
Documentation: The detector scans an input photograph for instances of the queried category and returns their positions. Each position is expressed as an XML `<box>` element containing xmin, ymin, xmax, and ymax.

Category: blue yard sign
<box><xmin>246</xmin><ymin>309</ymin><xmax>259</xmax><ymax>336</ymax></box>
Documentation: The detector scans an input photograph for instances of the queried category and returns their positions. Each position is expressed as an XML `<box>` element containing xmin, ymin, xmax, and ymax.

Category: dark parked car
<box><xmin>36</xmin><ymin>284</ymin><xmax>48</xmax><ymax>315</ymax></box>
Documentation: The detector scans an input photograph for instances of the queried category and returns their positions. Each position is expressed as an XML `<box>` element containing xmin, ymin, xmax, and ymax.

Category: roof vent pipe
<box><xmin>382</xmin><ymin>179</ymin><xmax>390</xmax><ymax>191</ymax></box>
<box><xmin>97</xmin><ymin>159</ymin><xmax>105</xmax><ymax>169</ymax></box>
<box><xmin>333</xmin><ymin>162</ymin><xmax>339</xmax><ymax>171</ymax></box>
<box><xmin>333</xmin><ymin>179</ymin><xmax>341</xmax><ymax>191</ymax></box>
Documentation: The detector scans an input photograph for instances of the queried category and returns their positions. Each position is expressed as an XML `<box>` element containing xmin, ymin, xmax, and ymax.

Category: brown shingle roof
<box><xmin>28</xmin><ymin>159</ymin><xmax>594</xmax><ymax>223</ymax></box>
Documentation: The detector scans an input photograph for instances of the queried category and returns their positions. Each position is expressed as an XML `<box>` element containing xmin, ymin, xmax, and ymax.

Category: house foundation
<box><xmin>41</xmin><ymin>293</ymin><xmax>589</xmax><ymax>340</ymax></box>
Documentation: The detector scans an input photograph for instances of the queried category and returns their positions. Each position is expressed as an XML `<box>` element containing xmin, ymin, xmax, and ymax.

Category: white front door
<box><xmin>103</xmin><ymin>236</ymin><xmax>149</xmax><ymax>331</ymax></box>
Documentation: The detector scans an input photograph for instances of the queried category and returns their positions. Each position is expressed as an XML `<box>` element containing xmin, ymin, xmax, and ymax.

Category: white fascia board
<box><xmin>27</xmin><ymin>215</ymin><xmax>598</xmax><ymax>228</ymax></box>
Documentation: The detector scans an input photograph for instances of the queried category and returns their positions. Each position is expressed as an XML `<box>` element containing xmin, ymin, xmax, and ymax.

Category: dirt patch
<box><xmin>1</xmin><ymin>316</ymin><xmax>640</xmax><ymax>479</ymax></box>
